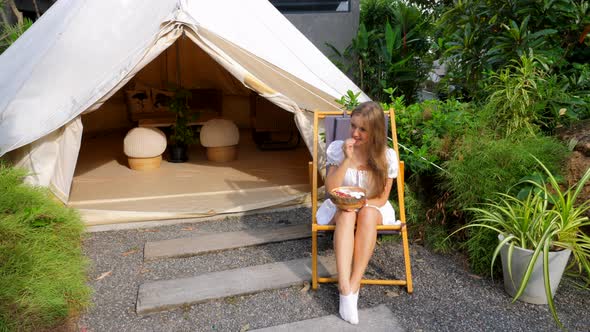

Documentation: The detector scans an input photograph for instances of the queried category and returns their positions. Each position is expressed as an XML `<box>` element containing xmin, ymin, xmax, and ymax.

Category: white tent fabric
<box><xmin>0</xmin><ymin>0</ymin><xmax>368</xmax><ymax>202</ymax></box>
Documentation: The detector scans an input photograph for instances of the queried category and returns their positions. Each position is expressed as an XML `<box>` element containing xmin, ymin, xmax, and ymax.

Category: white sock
<box><xmin>339</xmin><ymin>292</ymin><xmax>351</xmax><ymax>323</ymax></box>
<box><xmin>339</xmin><ymin>291</ymin><xmax>359</xmax><ymax>325</ymax></box>
<box><xmin>350</xmin><ymin>290</ymin><xmax>359</xmax><ymax>325</ymax></box>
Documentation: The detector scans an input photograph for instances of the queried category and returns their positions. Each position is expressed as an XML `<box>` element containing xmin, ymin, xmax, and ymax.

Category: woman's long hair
<box><xmin>351</xmin><ymin>101</ymin><xmax>388</xmax><ymax>198</ymax></box>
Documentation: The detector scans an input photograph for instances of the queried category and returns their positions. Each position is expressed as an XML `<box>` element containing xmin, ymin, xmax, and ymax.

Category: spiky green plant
<box><xmin>449</xmin><ymin>156</ymin><xmax>590</xmax><ymax>329</ymax></box>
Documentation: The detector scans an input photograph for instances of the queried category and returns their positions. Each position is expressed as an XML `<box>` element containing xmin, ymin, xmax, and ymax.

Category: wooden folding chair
<box><xmin>310</xmin><ymin>108</ymin><xmax>413</xmax><ymax>293</ymax></box>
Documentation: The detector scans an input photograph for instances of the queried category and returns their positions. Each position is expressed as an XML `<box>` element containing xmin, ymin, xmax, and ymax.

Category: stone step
<box><xmin>252</xmin><ymin>304</ymin><xmax>403</xmax><ymax>332</ymax></box>
<box><xmin>144</xmin><ymin>224</ymin><xmax>310</xmax><ymax>260</ymax></box>
<box><xmin>136</xmin><ymin>256</ymin><xmax>336</xmax><ymax>314</ymax></box>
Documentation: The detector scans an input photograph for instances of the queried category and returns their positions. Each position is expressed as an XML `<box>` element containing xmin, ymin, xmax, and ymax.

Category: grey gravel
<box><xmin>78</xmin><ymin>207</ymin><xmax>590</xmax><ymax>332</ymax></box>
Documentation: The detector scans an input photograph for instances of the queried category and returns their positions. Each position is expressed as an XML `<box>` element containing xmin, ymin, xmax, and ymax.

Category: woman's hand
<box><xmin>342</xmin><ymin>138</ymin><xmax>355</xmax><ymax>160</ymax></box>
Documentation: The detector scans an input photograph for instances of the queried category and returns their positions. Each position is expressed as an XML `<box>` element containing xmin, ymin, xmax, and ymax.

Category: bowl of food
<box><xmin>329</xmin><ymin>186</ymin><xmax>367</xmax><ymax>210</ymax></box>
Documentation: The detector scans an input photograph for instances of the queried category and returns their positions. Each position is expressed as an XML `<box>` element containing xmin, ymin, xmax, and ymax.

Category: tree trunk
<box><xmin>7</xmin><ymin>0</ymin><xmax>22</xmax><ymax>25</ymax></box>
<box><xmin>0</xmin><ymin>2</ymin><xmax>10</xmax><ymax>25</ymax></box>
<box><xmin>32</xmin><ymin>0</ymin><xmax>40</xmax><ymax>18</ymax></box>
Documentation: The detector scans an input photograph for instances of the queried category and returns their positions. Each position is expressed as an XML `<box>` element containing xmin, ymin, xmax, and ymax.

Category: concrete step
<box><xmin>252</xmin><ymin>304</ymin><xmax>403</xmax><ymax>332</ymax></box>
<box><xmin>144</xmin><ymin>224</ymin><xmax>310</xmax><ymax>260</ymax></box>
<box><xmin>136</xmin><ymin>256</ymin><xmax>336</xmax><ymax>314</ymax></box>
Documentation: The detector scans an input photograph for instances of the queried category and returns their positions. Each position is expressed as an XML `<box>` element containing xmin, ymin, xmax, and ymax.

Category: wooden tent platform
<box><xmin>68</xmin><ymin>130</ymin><xmax>311</xmax><ymax>225</ymax></box>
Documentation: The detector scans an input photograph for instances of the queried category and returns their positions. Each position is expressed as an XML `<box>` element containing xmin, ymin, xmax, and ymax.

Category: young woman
<box><xmin>316</xmin><ymin>101</ymin><xmax>399</xmax><ymax>325</ymax></box>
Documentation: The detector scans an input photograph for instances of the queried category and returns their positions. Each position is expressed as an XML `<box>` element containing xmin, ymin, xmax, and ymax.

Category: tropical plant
<box><xmin>449</xmin><ymin>157</ymin><xmax>590</xmax><ymax>328</ymax></box>
<box><xmin>335</xmin><ymin>90</ymin><xmax>361</xmax><ymax>111</ymax></box>
<box><xmin>486</xmin><ymin>16</ymin><xmax>558</xmax><ymax>68</ymax></box>
<box><xmin>482</xmin><ymin>53</ymin><xmax>549</xmax><ymax>137</ymax></box>
<box><xmin>168</xmin><ymin>88</ymin><xmax>197</xmax><ymax>146</ymax></box>
<box><xmin>482</xmin><ymin>52</ymin><xmax>588</xmax><ymax>136</ymax></box>
<box><xmin>437</xmin><ymin>0</ymin><xmax>590</xmax><ymax>99</ymax></box>
<box><xmin>381</xmin><ymin>94</ymin><xmax>476</xmax><ymax>175</ymax></box>
<box><xmin>559</xmin><ymin>62</ymin><xmax>590</xmax><ymax>121</ymax></box>
<box><xmin>330</xmin><ymin>0</ymin><xmax>432</xmax><ymax>102</ymax></box>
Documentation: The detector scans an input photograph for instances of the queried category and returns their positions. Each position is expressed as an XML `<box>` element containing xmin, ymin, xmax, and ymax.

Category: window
<box><xmin>270</xmin><ymin>0</ymin><xmax>350</xmax><ymax>13</ymax></box>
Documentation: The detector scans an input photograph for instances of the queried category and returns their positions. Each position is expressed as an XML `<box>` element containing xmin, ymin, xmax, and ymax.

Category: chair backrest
<box><xmin>324</xmin><ymin>115</ymin><xmax>390</xmax><ymax>147</ymax></box>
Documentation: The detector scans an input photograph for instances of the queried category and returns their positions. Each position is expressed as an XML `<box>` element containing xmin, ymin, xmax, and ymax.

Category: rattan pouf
<box><xmin>200</xmin><ymin>119</ymin><xmax>240</xmax><ymax>162</ymax></box>
<box><xmin>123</xmin><ymin>127</ymin><xmax>167</xmax><ymax>170</ymax></box>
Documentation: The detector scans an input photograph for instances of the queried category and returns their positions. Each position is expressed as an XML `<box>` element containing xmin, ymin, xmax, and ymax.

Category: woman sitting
<box><xmin>316</xmin><ymin>101</ymin><xmax>399</xmax><ymax>325</ymax></box>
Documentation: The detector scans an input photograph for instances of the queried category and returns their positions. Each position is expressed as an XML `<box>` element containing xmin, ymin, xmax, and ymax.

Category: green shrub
<box><xmin>437</xmin><ymin>0</ymin><xmax>590</xmax><ymax>99</ymax></box>
<box><xmin>332</xmin><ymin>0</ymin><xmax>433</xmax><ymax>102</ymax></box>
<box><xmin>389</xmin><ymin>181</ymin><xmax>426</xmax><ymax>237</ymax></box>
<box><xmin>482</xmin><ymin>54</ymin><xmax>548</xmax><ymax>137</ymax></box>
<box><xmin>481</xmin><ymin>53</ymin><xmax>588</xmax><ymax>137</ymax></box>
<box><xmin>443</xmin><ymin>135</ymin><xmax>569</xmax><ymax>275</ymax></box>
<box><xmin>386</xmin><ymin>97</ymin><xmax>476</xmax><ymax>174</ymax></box>
<box><xmin>444</xmin><ymin>135</ymin><xmax>568</xmax><ymax>211</ymax></box>
<box><xmin>0</xmin><ymin>164</ymin><xmax>91</xmax><ymax>331</ymax></box>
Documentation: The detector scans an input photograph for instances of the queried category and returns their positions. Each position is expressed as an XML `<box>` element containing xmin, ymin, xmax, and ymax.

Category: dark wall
<box><xmin>272</xmin><ymin>0</ymin><xmax>360</xmax><ymax>58</ymax></box>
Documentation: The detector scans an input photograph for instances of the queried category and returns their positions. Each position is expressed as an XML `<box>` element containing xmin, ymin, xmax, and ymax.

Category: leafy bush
<box><xmin>444</xmin><ymin>135</ymin><xmax>568</xmax><ymax>212</ymax></box>
<box><xmin>437</xmin><ymin>0</ymin><xmax>590</xmax><ymax>99</ymax></box>
<box><xmin>443</xmin><ymin>135</ymin><xmax>569</xmax><ymax>275</ymax></box>
<box><xmin>331</xmin><ymin>0</ymin><xmax>433</xmax><ymax>102</ymax></box>
<box><xmin>384</xmin><ymin>96</ymin><xmax>476</xmax><ymax>174</ymax></box>
<box><xmin>482</xmin><ymin>53</ymin><xmax>590</xmax><ymax>137</ymax></box>
<box><xmin>482</xmin><ymin>54</ymin><xmax>550</xmax><ymax>137</ymax></box>
<box><xmin>0</xmin><ymin>164</ymin><xmax>91</xmax><ymax>331</ymax></box>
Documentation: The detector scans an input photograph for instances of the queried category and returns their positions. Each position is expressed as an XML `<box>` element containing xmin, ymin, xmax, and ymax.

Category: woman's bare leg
<box><xmin>350</xmin><ymin>207</ymin><xmax>380</xmax><ymax>293</ymax></box>
<box><xmin>333</xmin><ymin>210</ymin><xmax>356</xmax><ymax>295</ymax></box>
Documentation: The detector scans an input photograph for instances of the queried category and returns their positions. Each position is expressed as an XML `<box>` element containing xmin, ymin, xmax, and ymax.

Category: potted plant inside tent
<box><xmin>168</xmin><ymin>88</ymin><xmax>197</xmax><ymax>162</ymax></box>
<box><xmin>450</xmin><ymin>156</ymin><xmax>590</xmax><ymax>329</ymax></box>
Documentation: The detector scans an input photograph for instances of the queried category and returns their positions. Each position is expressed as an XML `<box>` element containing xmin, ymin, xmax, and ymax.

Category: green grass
<box><xmin>0</xmin><ymin>164</ymin><xmax>91</xmax><ymax>331</ymax></box>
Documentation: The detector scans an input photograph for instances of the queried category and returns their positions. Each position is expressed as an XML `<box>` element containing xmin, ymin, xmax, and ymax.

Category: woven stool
<box><xmin>123</xmin><ymin>127</ymin><xmax>167</xmax><ymax>170</ymax></box>
<box><xmin>200</xmin><ymin>119</ymin><xmax>240</xmax><ymax>162</ymax></box>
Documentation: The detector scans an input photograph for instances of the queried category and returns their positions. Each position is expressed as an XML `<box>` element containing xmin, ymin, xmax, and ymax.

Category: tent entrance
<box><xmin>68</xmin><ymin>37</ymin><xmax>311</xmax><ymax>225</ymax></box>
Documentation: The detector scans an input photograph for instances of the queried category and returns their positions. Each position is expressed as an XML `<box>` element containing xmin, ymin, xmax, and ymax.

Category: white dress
<box><xmin>316</xmin><ymin>140</ymin><xmax>400</xmax><ymax>225</ymax></box>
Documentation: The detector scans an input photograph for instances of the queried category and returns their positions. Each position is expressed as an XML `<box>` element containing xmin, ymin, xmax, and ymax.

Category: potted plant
<box><xmin>451</xmin><ymin>156</ymin><xmax>590</xmax><ymax>328</ymax></box>
<box><xmin>168</xmin><ymin>88</ymin><xmax>197</xmax><ymax>162</ymax></box>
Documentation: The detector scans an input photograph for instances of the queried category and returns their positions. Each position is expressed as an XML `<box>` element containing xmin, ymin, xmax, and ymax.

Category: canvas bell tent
<box><xmin>0</xmin><ymin>0</ymin><xmax>369</xmax><ymax>224</ymax></box>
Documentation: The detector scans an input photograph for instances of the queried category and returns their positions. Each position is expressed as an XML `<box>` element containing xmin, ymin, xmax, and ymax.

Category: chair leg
<box><xmin>308</xmin><ymin>161</ymin><xmax>313</xmax><ymax>190</ymax></box>
<box><xmin>312</xmin><ymin>229</ymin><xmax>319</xmax><ymax>290</ymax></box>
<box><xmin>401</xmin><ymin>225</ymin><xmax>413</xmax><ymax>293</ymax></box>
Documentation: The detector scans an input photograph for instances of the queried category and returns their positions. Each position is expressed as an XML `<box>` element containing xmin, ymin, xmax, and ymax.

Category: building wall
<box><xmin>279</xmin><ymin>0</ymin><xmax>359</xmax><ymax>58</ymax></box>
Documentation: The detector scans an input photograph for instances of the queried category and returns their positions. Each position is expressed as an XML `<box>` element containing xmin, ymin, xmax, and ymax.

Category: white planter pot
<box><xmin>499</xmin><ymin>235</ymin><xmax>571</xmax><ymax>304</ymax></box>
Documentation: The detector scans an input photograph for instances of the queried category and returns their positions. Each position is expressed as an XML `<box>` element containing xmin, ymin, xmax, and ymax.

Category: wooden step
<box><xmin>252</xmin><ymin>304</ymin><xmax>402</xmax><ymax>332</ymax></box>
<box><xmin>144</xmin><ymin>224</ymin><xmax>310</xmax><ymax>260</ymax></box>
<box><xmin>136</xmin><ymin>256</ymin><xmax>336</xmax><ymax>314</ymax></box>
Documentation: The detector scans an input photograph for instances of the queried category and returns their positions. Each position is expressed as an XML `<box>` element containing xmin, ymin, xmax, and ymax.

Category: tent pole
<box><xmin>175</xmin><ymin>35</ymin><xmax>182</xmax><ymax>87</ymax></box>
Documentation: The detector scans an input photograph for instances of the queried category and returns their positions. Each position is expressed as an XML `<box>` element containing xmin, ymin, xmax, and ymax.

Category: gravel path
<box><xmin>78</xmin><ymin>207</ymin><xmax>590</xmax><ymax>331</ymax></box>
